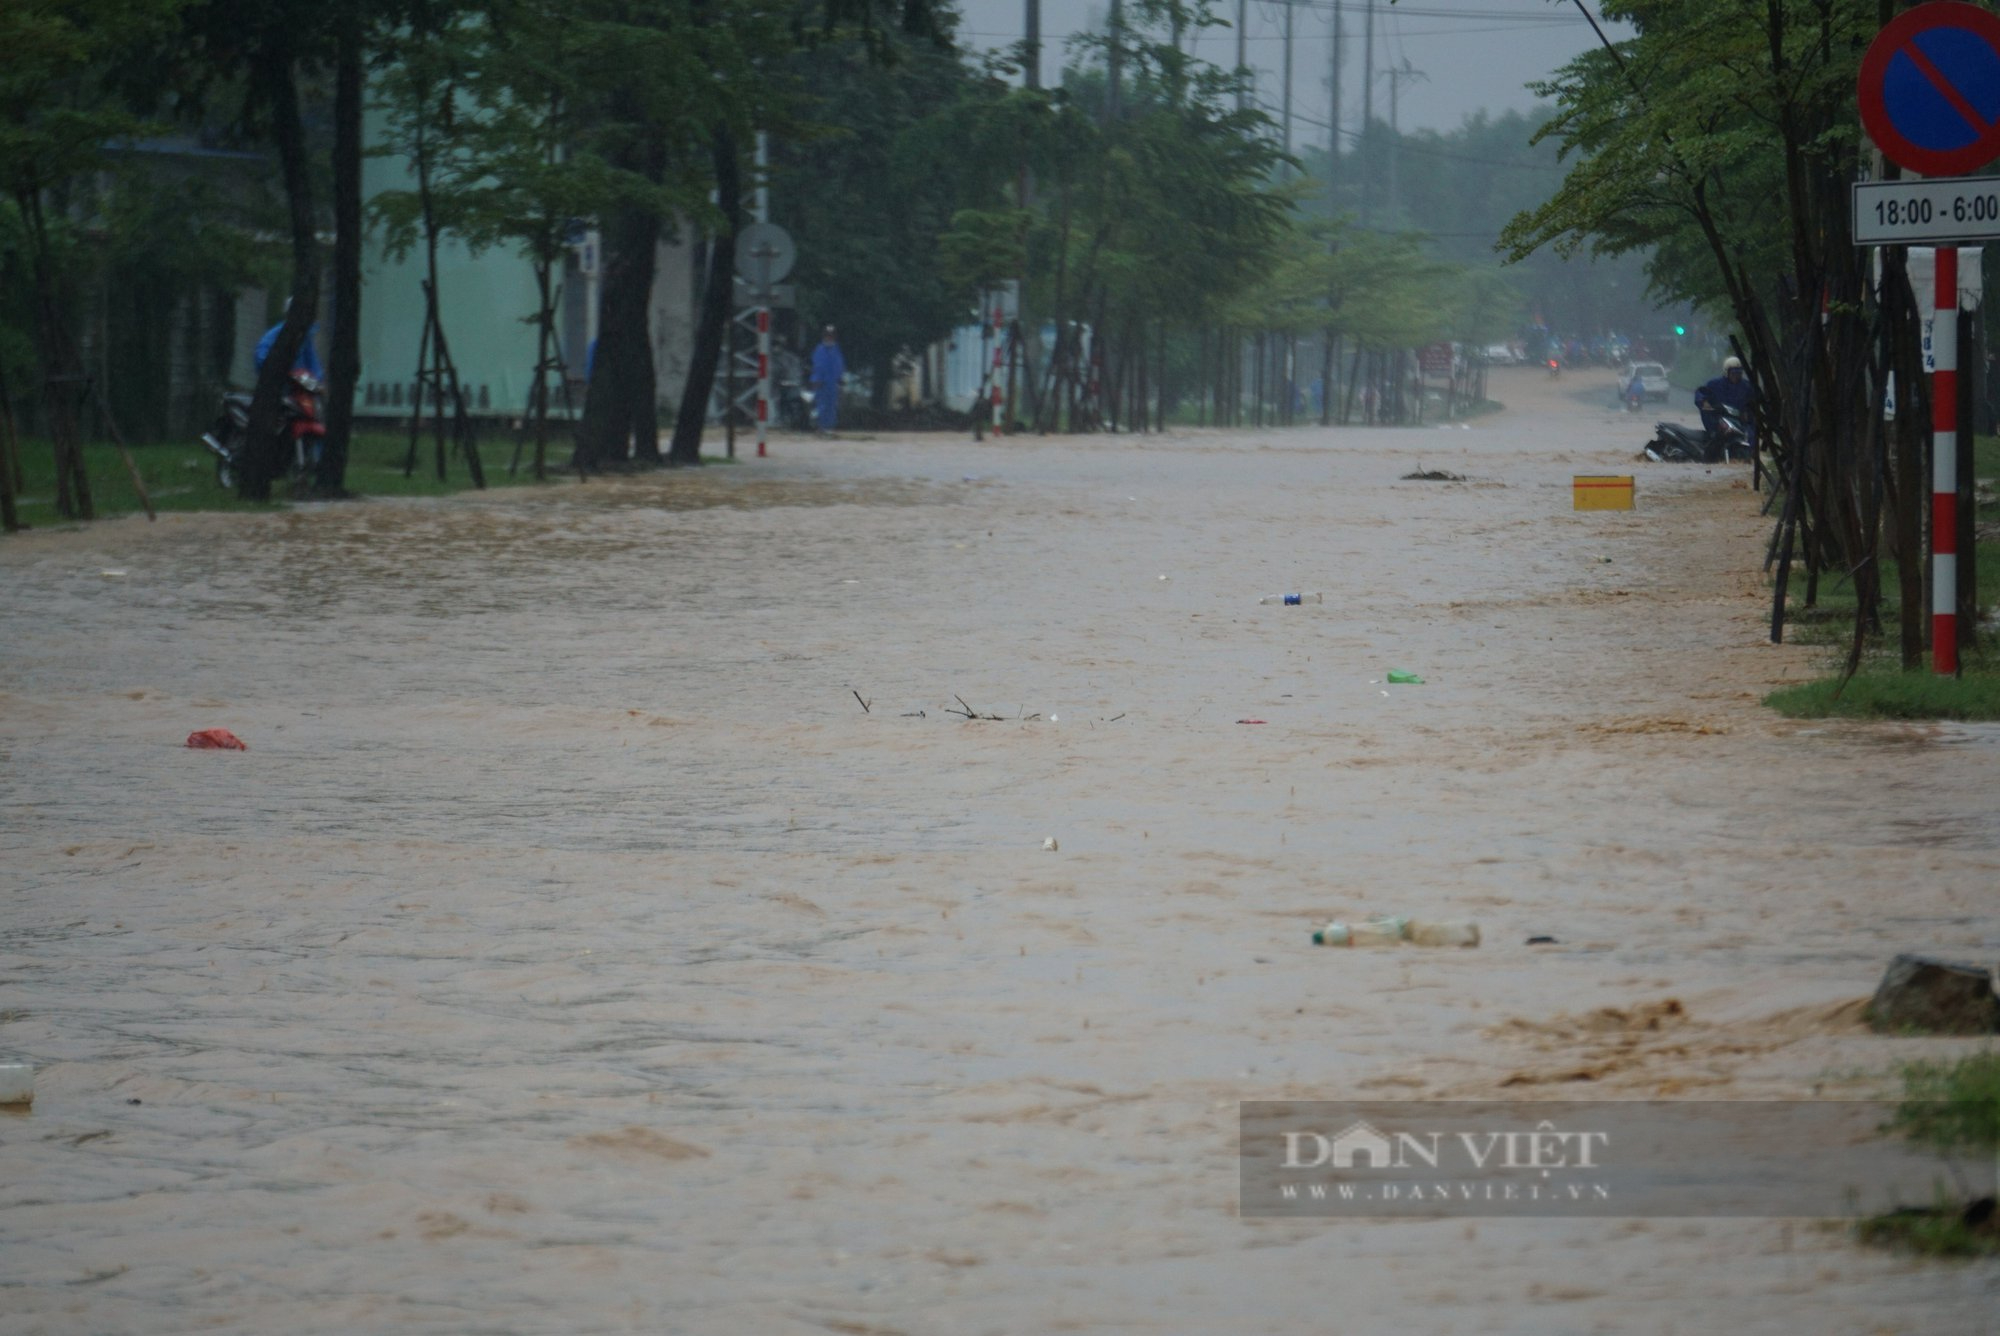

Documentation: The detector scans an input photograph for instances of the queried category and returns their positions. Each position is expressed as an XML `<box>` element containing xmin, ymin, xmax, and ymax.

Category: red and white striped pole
<box><xmin>755</xmin><ymin>307</ymin><xmax>770</xmax><ymax>459</ymax></box>
<box><xmin>1932</xmin><ymin>246</ymin><xmax>1957</xmax><ymax>675</ymax></box>
<box><xmin>989</xmin><ymin>305</ymin><xmax>1006</xmax><ymax>435</ymax></box>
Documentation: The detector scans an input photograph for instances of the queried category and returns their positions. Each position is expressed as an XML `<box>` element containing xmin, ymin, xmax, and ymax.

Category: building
<box><xmin>355</xmin><ymin>108</ymin><xmax>707</xmax><ymax>426</ymax></box>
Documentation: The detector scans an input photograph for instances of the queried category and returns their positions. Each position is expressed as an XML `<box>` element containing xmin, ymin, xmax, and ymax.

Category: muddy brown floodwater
<box><xmin>3</xmin><ymin>366</ymin><xmax>1997</xmax><ymax>1333</ymax></box>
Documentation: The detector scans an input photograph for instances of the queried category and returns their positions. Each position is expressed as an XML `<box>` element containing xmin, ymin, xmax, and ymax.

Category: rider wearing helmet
<box><xmin>1694</xmin><ymin>356</ymin><xmax>1755</xmax><ymax>448</ymax></box>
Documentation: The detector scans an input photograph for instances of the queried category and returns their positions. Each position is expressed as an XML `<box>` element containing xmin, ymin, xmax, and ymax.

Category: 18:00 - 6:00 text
<box><xmin>1874</xmin><ymin>192</ymin><xmax>2000</xmax><ymax>226</ymax></box>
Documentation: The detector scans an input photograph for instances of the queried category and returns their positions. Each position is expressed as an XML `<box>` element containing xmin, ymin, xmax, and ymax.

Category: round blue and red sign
<box><xmin>1858</xmin><ymin>1</ymin><xmax>2000</xmax><ymax>177</ymax></box>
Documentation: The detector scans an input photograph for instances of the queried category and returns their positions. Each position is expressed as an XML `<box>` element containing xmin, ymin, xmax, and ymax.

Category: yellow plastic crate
<box><xmin>1573</xmin><ymin>475</ymin><xmax>1634</xmax><ymax>511</ymax></box>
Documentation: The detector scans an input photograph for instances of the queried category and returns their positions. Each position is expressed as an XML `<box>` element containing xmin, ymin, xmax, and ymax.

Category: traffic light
<box><xmin>1673</xmin><ymin>324</ymin><xmax>1686</xmax><ymax>336</ymax></box>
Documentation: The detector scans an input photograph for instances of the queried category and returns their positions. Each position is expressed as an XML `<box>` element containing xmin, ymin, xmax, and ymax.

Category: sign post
<box><xmin>1855</xmin><ymin>0</ymin><xmax>2000</xmax><ymax>673</ymax></box>
<box><xmin>733</xmin><ymin>219</ymin><xmax>796</xmax><ymax>460</ymax></box>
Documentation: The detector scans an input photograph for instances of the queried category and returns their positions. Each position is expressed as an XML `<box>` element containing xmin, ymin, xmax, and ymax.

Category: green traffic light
<box><xmin>1674</xmin><ymin>325</ymin><xmax>1686</xmax><ymax>336</ymax></box>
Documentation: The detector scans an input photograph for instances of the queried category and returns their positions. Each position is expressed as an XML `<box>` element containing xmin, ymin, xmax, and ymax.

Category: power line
<box><xmin>1257</xmin><ymin>95</ymin><xmax>1562</xmax><ymax>170</ymax></box>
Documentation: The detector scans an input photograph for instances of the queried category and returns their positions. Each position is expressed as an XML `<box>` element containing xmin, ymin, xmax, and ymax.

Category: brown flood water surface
<box><xmin>3</xmin><ymin>367</ymin><xmax>1997</xmax><ymax>1333</ymax></box>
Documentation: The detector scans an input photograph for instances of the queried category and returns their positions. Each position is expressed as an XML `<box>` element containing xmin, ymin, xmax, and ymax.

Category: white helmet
<box><xmin>1723</xmin><ymin>356</ymin><xmax>1742</xmax><ymax>371</ymax></box>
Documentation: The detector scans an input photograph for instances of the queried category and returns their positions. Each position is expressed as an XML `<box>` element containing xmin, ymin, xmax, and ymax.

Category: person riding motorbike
<box><xmin>1694</xmin><ymin>356</ymin><xmax>1755</xmax><ymax>451</ymax></box>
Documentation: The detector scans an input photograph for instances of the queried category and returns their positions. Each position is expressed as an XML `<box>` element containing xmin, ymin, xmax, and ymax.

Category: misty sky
<box><xmin>952</xmin><ymin>1</ymin><xmax>1633</xmax><ymax>139</ymax></box>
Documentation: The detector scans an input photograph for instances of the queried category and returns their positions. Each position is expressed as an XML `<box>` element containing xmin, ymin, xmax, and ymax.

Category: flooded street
<box><xmin>4</xmin><ymin>367</ymin><xmax>1997</xmax><ymax>1333</ymax></box>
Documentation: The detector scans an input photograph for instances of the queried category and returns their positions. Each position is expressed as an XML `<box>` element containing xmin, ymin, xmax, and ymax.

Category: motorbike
<box><xmin>1646</xmin><ymin>404</ymin><xmax>1749</xmax><ymax>464</ymax></box>
<box><xmin>778</xmin><ymin>379</ymin><xmax>814</xmax><ymax>432</ymax></box>
<box><xmin>1547</xmin><ymin>357</ymin><xmax>1562</xmax><ymax>378</ymax></box>
<box><xmin>201</xmin><ymin>371</ymin><xmax>326</xmax><ymax>489</ymax></box>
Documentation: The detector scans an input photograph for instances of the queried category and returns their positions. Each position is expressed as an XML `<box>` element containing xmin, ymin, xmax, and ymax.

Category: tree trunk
<box><xmin>531</xmin><ymin>256</ymin><xmax>555</xmax><ymax>480</ymax></box>
<box><xmin>575</xmin><ymin>200</ymin><xmax>662</xmax><ymax>470</ymax></box>
<box><xmin>0</xmin><ymin>347</ymin><xmax>18</xmax><ymax>531</ymax></box>
<box><xmin>871</xmin><ymin>355</ymin><xmax>893</xmax><ymax>413</ymax></box>
<box><xmin>1321</xmin><ymin>330</ymin><xmax>1335</xmax><ymax>426</ymax></box>
<box><xmin>19</xmin><ymin>191</ymin><xmax>91</xmax><ymax>519</ymax></box>
<box><xmin>243</xmin><ymin>43</ymin><xmax>319</xmax><ymax>501</ymax></box>
<box><xmin>318</xmin><ymin>0</ymin><xmax>363</xmax><ymax>496</ymax></box>
<box><xmin>667</xmin><ymin>126</ymin><xmax>740</xmax><ymax>467</ymax></box>
<box><xmin>0</xmin><ymin>347</ymin><xmax>22</xmax><ymax>499</ymax></box>
<box><xmin>1883</xmin><ymin>251</ymin><xmax>1928</xmax><ymax>668</ymax></box>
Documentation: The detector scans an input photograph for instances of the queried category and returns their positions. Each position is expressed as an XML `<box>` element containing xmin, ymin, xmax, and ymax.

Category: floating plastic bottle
<box><xmin>1405</xmin><ymin>919</ymin><xmax>1480</xmax><ymax>948</ymax></box>
<box><xmin>1259</xmin><ymin>592</ymin><xmax>1325</xmax><ymax>606</ymax></box>
<box><xmin>1311</xmin><ymin>917</ymin><xmax>1479</xmax><ymax>948</ymax></box>
<box><xmin>1385</xmin><ymin>669</ymin><xmax>1424</xmax><ymax>684</ymax></box>
<box><xmin>1312</xmin><ymin>916</ymin><xmax>1409</xmax><ymax>947</ymax></box>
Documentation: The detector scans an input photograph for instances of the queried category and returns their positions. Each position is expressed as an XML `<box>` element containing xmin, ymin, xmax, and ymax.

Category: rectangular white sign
<box><xmin>1853</xmin><ymin>179</ymin><xmax>2000</xmax><ymax>245</ymax></box>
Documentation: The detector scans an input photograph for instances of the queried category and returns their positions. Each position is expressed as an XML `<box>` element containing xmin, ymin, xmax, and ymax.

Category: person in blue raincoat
<box><xmin>254</xmin><ymin>299</ymin><xmax>323</xmax><ymax>378</ymax></box>
<box><xmin>809</xmin><ymin>325</ymin><xmax>845</xmax><ymax>435</ymax></box>
<box><xmin>1694</xmin><ymin>356</ymin><xmax>1755</xmax><ymax>447</ymax></box>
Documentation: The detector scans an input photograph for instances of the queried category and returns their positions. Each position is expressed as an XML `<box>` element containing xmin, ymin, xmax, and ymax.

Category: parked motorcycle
<box><xmin>778</xmin><ymin>378</ymin><xmax>814</xmax><ymax>432</ymax></box>
<box><xmin>1645</xmin><ymin>404</ymin><xmax>1749</xmax><ymax>464</ymax></box>
<box><xmin>201</xmin><ymin>372</ymin><xmax>326</xmax><ymax>489</ymax></box>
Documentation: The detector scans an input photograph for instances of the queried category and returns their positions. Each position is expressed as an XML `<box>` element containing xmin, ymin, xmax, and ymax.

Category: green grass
<box><xmin>1</xmin><ymin>426</ymin><xmax>760</xmax><ymax>530</ymax></box>
<box><xmin>1766</xmin><ymin>666</ymin><xmax>2000</xmax><ymax>720</ymax></box>
<box><xmin>1856</xmin><ymin>1201</ymin><xmax>2000</xmax><ymax>1258</ymax></box>
<box><xmin>1856</xmin><ymin>1052</ymin><xmax>2000</xmax><ymax>1259</ymax></box>
<box><xmin>1764</xmin><ymin>440</ymin><xmax>2000</xmax><ymax>720</ymax></box>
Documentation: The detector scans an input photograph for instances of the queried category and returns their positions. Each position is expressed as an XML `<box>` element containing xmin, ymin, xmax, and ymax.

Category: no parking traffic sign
<box><xmin>1857</xmin><ymin>1</ymin><xmax>2000</xmax><ymax>177</ymax></box>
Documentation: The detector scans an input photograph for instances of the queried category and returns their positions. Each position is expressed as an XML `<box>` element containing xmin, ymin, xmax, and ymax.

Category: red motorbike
<box><xmin>200</xmin><ymin>371</ymin><xmax>326</xmax><ymax>489</ymax></box>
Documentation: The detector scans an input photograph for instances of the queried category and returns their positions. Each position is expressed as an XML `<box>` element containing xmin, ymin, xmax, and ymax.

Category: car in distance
<box><xmin>1482</xmin><ymin>343</ymin><xmax>1519</xmax><ymax>365</ymax></box>
<box><xmin>1627</xmin><ymin>361</ymin><xmax>1670</xmax><ymax>402</ymax></box>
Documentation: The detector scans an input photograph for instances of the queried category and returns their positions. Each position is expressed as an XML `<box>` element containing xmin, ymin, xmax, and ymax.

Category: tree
<box><xmin>0</xmin><ymin>0</ymin><xmax>185</xmax><ymax>520</ymax></box>
<box><xmin>443</xmin><ymin>9</ymin><xmax>618</xmax><ymax>480</ymax></box>
<box><xmin>773</xmin><ymin>20</ymin><xmax>998</xmax><ymax>413</ymax></box>
<box><xmin>553</xmin><ymin>0</ymin><xmax>763</xmax><ymax>471</ymax></box>
<box><xmin>1501</xmin><ymin>0</ymin><xmax>1911</xmax><ymax>662</ymax></box>
<box><xmin>369</xmin><ymin>14</ymin><xmax>496</xmax><ymax>486</ymax></box>
<box><xmin>659</xmin><ymin>0</ymin><xmax>955</xmax><ymax>463</ymax></box>
<box><xmin>174</xmin><ymin>0</ymin><xmax>330</xmax><ymax>501</ymax></box>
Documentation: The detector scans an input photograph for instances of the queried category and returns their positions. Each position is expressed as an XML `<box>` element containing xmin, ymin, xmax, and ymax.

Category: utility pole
<box><xmin>1328</xmin><ymin>0</ymin><xmax>1343</xmax><ymax>209</ymax></box>
<box><xmin>1235</xmin><ymin>0</ymin><xmax>1248</xmax><ymax>113</ymax></box>
<box><xmin>1020</xmin><ymin>0</ymin><xmax>1040</xmax><ymax>428</ymax></box>
<box><xmin>1107</xmin><ymin>0</ymin><xmax>1124</xmax><ymax>122</ymax></box>
<box><xmin>1361</xmin><ymin>0</ymin><xmax>1375</xmax><ymax>225</ymax></box>
<box><xmin>1281</xmin><ymin>0</ymin><xmax>1295</xmax><ymax>177</ymax></box>
<box><xmin>1385</xmin><ymin>59</ymin><xmax>1426</xmax><ymax>226</ymax></box>
<box><xmin>1024</xmin><ymin>0</ymin><xmax>1040</xmax><ymax>89</ymax></box>
<box><xmin>1280</xmin><ymin>1</ymin><xmax>1296</xmax><ymax>176</ymax></box>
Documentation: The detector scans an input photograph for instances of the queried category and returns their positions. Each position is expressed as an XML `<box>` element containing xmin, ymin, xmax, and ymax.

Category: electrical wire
<box><xmin>1255</xmin><ymin>94</ymin><xmax>1562</xmax><ymax>170</ymax></box>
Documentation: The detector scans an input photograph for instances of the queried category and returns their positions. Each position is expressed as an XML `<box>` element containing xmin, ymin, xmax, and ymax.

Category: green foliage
<box><xmin>0</xmin><ymin>0</ymin><xmax>184</xmax><ymax>200</ymax></box>
<box><xmin>1235</xmin><ymin>219</ymin><xmax>1458</xmax><ymax>347</ymax></box>
<box><xmin>1856</xmin><ymin>1052</ymin><xmax>2000</xmax><ymax>1258</ymax></box>
<box><xmin>1499</xmin><ymin>0</ymin><xmax>1872</xmax><ymax>319</ymax></box>
<box><xmin>774</xmin><ymin>21</ymin><xmax>1001</xmax><ymax>383</ymax></box>
<box><xmin>1891</xmin><ymin>1053</ymin><xmax>2000</xmax><ymax>1159</ymax></box>
<box><xmin>1300</xmin><ymin>106</ymin><xmax>1660</xmax><ymax>340</ymax></box>
<box><xmin>1854</xmin><ymin>1203</ymin><xmax>2000</xmax><ymax>1258</ymax></box>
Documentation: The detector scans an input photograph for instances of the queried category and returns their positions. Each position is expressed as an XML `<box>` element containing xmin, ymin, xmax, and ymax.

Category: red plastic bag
<box><xmin>186</xmin><ymin>728</ymin><xmax>247</xmax><ymax>751</ymax></box>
